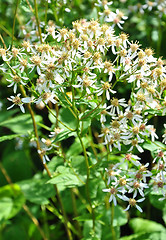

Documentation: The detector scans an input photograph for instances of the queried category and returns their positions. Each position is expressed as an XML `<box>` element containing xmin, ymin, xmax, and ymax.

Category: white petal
<box><xmin>20</xmin><ymin>105</ymin><xmax>25</xmax><ymax>113</ymax></box>
<box><xmin>135</xmin><ymin>204</ymin><xmax>143</xmax><ymax>213</ymax></box>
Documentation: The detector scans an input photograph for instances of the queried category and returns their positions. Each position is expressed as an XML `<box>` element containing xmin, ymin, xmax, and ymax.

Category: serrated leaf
<box><xmin>18</xmin><ymin>175</ymin><xmax>55</xmax><ymax>205</ymax></box>
<box><xmin>70</xmin><ymin>155</ymin><xmax>86</xmax><ymax>176</ymax></box>
<box><xmin>53</xmin><ymin>130</ymin><xmax>75</xmax><ymax>143</ymax></box>
<box><xmin>21</xmin><ymin>5</ymin><xmax>32</xmax><ymax>12</ymax></box>
<box><xmin>80</xmin><ymin>108</ymin><xmax>102</xmax><ymax>121</ymax></box>
<box><xmin>56</xmin><ymin>90</ymin><xmax>72</xmax><ymax>108</ymax></box>
<box><xmin>0</xmin><ymin>134</ymin><xmax>21</xmax><ymax>143</ymax></box>
<box><xmin>48</xmin><ymin>166</ymin><xmax>84</xmax><ymax>188</ymax></box>
<box><xmin>74</xmin><ymin>213</ymin><xmax>91</xmax><ymax>221</ymax></box>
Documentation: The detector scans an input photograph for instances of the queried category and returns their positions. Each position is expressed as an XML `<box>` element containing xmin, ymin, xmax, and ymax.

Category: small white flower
<box><xmin>7</xmin><ymin>93</ymin><xmax>30</xmax><ymax>113</ymax></box>
<box><xmin>119</xmin><ymin>195</ymin><xmax>145</xmax><ymax>212</ymax></box>
<box><xmin>7</xmin><ymin>74</ymin><xmax>28</xmax><ymax>93</ymax></box>
<box><xmin>102</xmin><ymin>186</ymin><xmax>122</xmax><ymax>206</ymax></box>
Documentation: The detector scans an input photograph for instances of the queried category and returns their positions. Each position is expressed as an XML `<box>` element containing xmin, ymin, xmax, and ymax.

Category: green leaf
<box><xmin>113</xmin><ymin>205</ymin><xmax>128</xmax><ymax>227</ymax></box>
<box><xmin>120</xmin><ymin>232</ymin><xmax>166</xmax><ymax>240</ymax></box>
<box><xmin>0</xmin><ymin>109</ymin><xmax>18</xmax><ymax>123</ymax></box>
<box><xmin>53</xmin><ymin>130</ymin><xmax>75</xmax><ymax>143</ymax></box>
<box><xmin>66</xmin><ymin>137</ymin><xmax>89</xmax><ymax>157</ymax></box>
<box><xmin>0</xmin><ymin>134</ymin><xmax>21</xmax><ymax>143</ymax></box>
<box><xmin>83</xmin><ymin>220</ymin><xmax>102</xmax><ymax>239</ymax></box>
<box><xmin>81</xmin><ymin>118</ymin><xmax>91</xmax><ymax>135</ymax></box>
<box><xmin>21</xmin><ymin>5</ymin><xmax>31</xmax><ymax>12</ymax></box>
<box><xmin>0</xmin><ymin>114</ymin><xmax>42</xmax><ymax>134</ymax></box>
<box><xmin>70</xmin><ymin>155</ymin><xmax>87</xmax><ymax>176</ymax></box>
<box><xmin>100</xmin><ymin>206</ymin><xmax>127</xmax><ymax>227</ymax></box>
<box><xmin>143</xmin><ymin>141</ymin><xmax>165</xmax><ymax>152</ymax></box>
<box><xmin>101</xmin><ymin>225</ymin><xmax>120</xmax><ymax>240</ymax></box>
<box><xmin>152</xmin><ymin>30</ymin><xmax>159</xmax><ymax>42</ymax></box>
<box><xmin>3</xmin><ymin>223</ymin><xmax>28</xmax><ymax>240</ymax></box>
<box><xmin>162</xmin><ymin>204</ymin><xmax>166</xmax><ymax>225</ymax></box>
<box><xmin>46</xmin><ymin>156</ymin><xmax>64</xmax><ymax>175</ymax></box>
<box><xmin>48</xmin><ymin>166</ymin><xmax>84</xmax><ymax>188</ymax></box>
<box><xmin>89</xmin><ymin>178</ymin><xmax>104</xmax><ymax>199</ymax></box>
<box><xmin>0</xmin><ymin>197</ymin><xmax>13</xmax><ymax>222</ymax></box>
<box><xmin>150</xmin><ymin>193</ymin><xmax>166</xmax><ymax>210</ymax></box>
<box><xmin>59</xmin><ymin>108</ymin><xmax>77</xmax><ymax>129</ymax></box>
<box><xmin>86</xmin><ymin>7</ymin><xmax>98</xmax><ymax>19</ymax></box>
<box><xmin>74</xmin><ymin>213</ymin><xmax>92</xmax><ymax>222</ymax></box>
<box><xmin>48</xmin><ymin>109</ymin><xmax>57</xmax><ymax>124</ymax></box>
<box><xmin>56</xmin><ymin>90</ymin><xmax>73</xmax><ymax>108</ymax></box>
<box><xmin>18</xmin><ymin>174</ymin><xmax>55</xmax><ymax>205</ymax></box>
<box><xmin>80</xmin><ymin>107</ymin><xmax>102</xmax><ymax>121</ymax></box>
<box><xmin>0</xmin><ymin>184</ymin><xmax>25</xmax><ymax>221</ymax></box>
<box><xmin>129</xmin><ymin>218</ymin><xmax>166</xmax><ymax>233</ymax></box>
<box><xmin>2</xmin><ymin>146</ymin><xmax>33</xmax><ymax>182</ymax></box>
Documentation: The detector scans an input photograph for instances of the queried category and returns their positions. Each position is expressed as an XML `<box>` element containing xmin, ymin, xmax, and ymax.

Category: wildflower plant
<box><xmin>0</xmin><ymin>0</ymin><xmax>166</xmax><ymax>239</ymax></box>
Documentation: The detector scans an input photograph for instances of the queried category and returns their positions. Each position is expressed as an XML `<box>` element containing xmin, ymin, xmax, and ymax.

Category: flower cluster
<box><xmin>1</xmin><ymin>2</ymin><xmax>166</xmax><ymax>212</ymax></box>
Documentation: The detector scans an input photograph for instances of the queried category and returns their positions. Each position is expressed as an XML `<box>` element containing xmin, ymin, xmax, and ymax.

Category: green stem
<box><xmin>80</xmin><ymin>98</ymin><xmax>104</xmax><ymax>121</ymax></box>
<box><xmin>44</xmin><ymin>0</ymin><xmax>49</xmax><ymax>33</ymax></box>
<box><xmin>45</xmin><ymin>104</ymin><xmax>76</xmax><ymax>131</ymax></box>
<box><xmin>11</xmin><ymin>0</ymin><xmax>20</xmax><ymax>48</ymax></box>
<box><xmin>70</xmin><ymin>189</ymin><xmax>82</xmax><ymax>238</ymax></box>
<box><xmin>0</xmin><ymin>34</ymin><xmax>7</xmax><ymax>49</ymax></box>
<box><xmin>34</xmin><ymin>0</ymin><xmax>43</xmax><ymax>43</ymax></box>
<box><xmin>41</xmin><ymin>205</ymin><xmax>50</xmax><ymax>240</ymax></box>
<box><xmin>157</xmin><ymin>18</ymin><xmax>162</xmax><ymax>57</ymax></box>
<box><xmin>111</xmin><ymin>203</ymin><xmax>116</xmax><ymax>240</ymax></box>
<box><xmin>77</xmin><ymin>132</ymin><xmax>95</xmax><ymax>231</ymax></box>
<box><xmin>60</xmin><ymin>91</ymin><xmax>78</xmax><ymax>119</ymax></box>
<box><xmin>55</xmin><ymin>186</ymin><xmax>73</xmax><ymax>240</ymax></box>
<box><xmin>26</xmin><ymin>0</ymin><xmax>34</xmax><ymax>13</ymax></box>
<box><xmin>0</xmin><ymin>24</ymin><xmax>16</xmax><ymax>40</ymax></box>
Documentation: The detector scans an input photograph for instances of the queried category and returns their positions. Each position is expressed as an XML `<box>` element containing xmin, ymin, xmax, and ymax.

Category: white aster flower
<box><xmin>102</xmin><ymin>186</ymin><xmax>122</xmax><ymax>206</ymax></box>
<box><xmin>119</xmin><ymin>195</ymin><xmax>145</xmax><ymax>212</ymax></box>
<box><xmin>7</xmin><ymin>74</ymin><xmax>28</xmax><ymax>93</ymax></box>
<box><xmin>7</xmin><ymin>93</ymin><xmax>30</xmax><ymax>113</ymax></box>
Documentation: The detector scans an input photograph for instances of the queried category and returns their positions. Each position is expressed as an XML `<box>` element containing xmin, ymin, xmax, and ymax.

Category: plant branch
<box><xmin>26</xmin><ymin>0</ymin><xmax>34</xmax><ymax>13</ymax></box>
<box><xmin>11</xmin><ymin>0</ymin><xmax>20</xmax><ymax>48</ymax></box>
<box><xmin>34</xmin><ymin>0</ymin><xmax>43</xmax><ymax>43</ymax></box>
<box><xmin>111</xmin><ymin>203</ymin><xmax>116</xmax><ymax>240</ymax></box>
<box><xmin>77</xmin><ymin>131</ymin><xmax>95</xmax><ymax>231</ymax></box>
<box><xmin>0</xmin><ymin>34</ymin><xmax>7</xmax><ymax>50</ymax></box>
